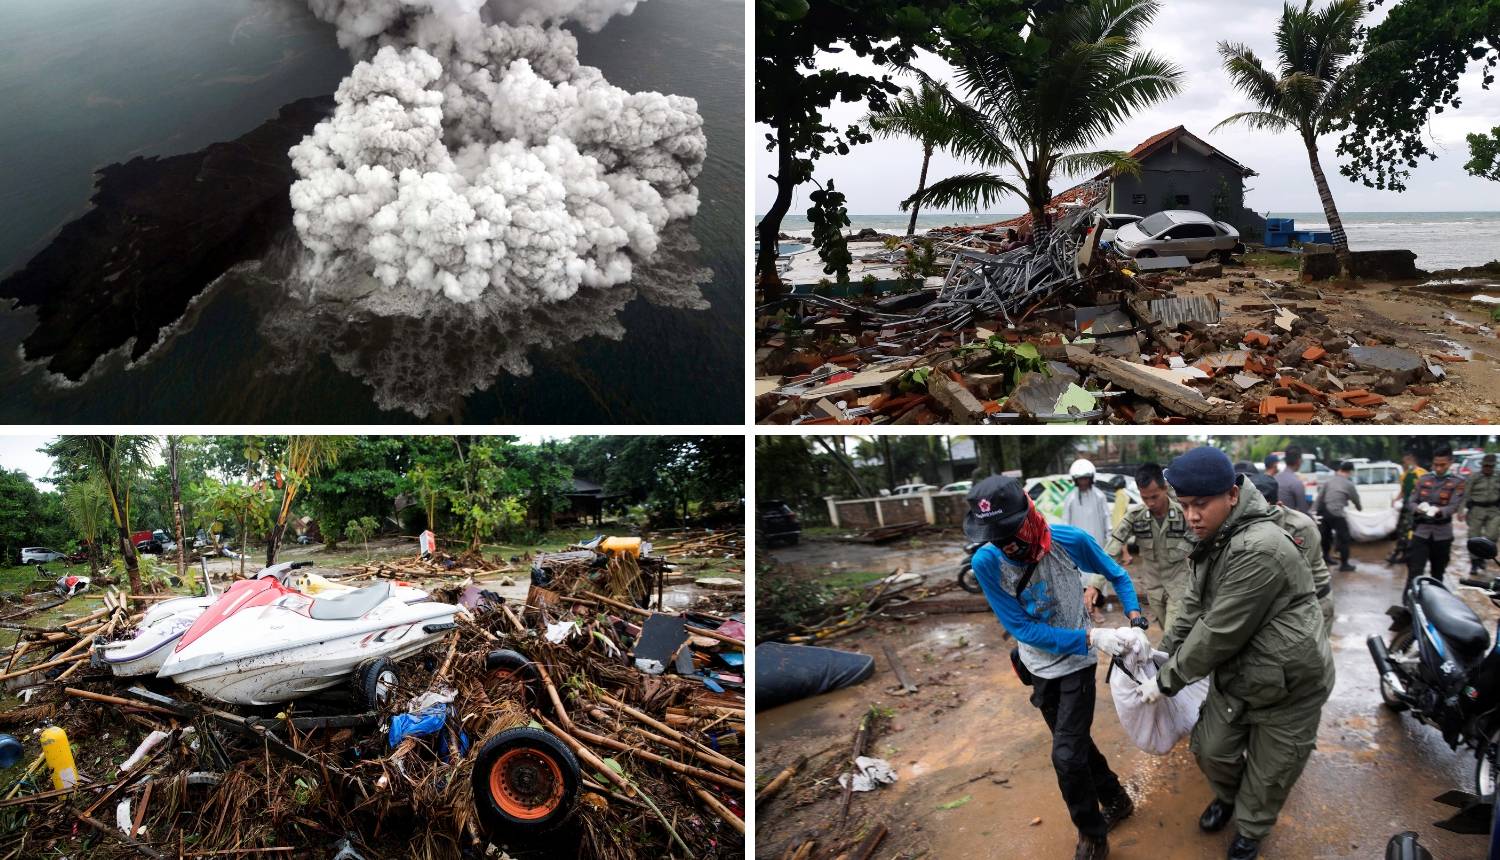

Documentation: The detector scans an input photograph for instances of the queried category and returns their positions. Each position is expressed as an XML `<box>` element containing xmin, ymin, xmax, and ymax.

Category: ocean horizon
<box><xmin>777</xmin><ymin>210</ymin><xmax>1500</xmax><ymax>271</ymax></box>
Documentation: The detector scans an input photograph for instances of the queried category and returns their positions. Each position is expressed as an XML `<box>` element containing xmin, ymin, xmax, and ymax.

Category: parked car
<box><xmin>131</xmin><ymin>528</ymin><xmax>176</xmax><ymax>555</ymax></box>
<box><xmin>1098</xmin><ymin>213</ymin><xmax>1142</xmax><ymax>245</ymax></box>
<box><xmin>890</xmin><ymin>483</ymin><xmax>938</xmax><ymax>496</ymax></box>
<box><xmin>1110</xmin><ymin>210</ymin><xmax>1244</xmax><ymax>262</ymax></box>
<box><xmin>20</xmin><ymin>547</ymin><xmax>65</xmax><ymax>564</ymax></box>
<box><xmin>1023</xmin><ymin>474</ymin><xmax>1140</xmax><ymax>523</ymax></box>
<box><xmin>758</xmin><ymin>500</ymin><xmax>801</xmax><ymax>546</ymax></box>
<box><xmin>939</xmin><ymin>480</ymin><xmax>973</xmax><ymax>494</ymax></box>
<box><xmin>1270</xmin><ymin>452</ymin><xmax>1329</xmax><ymax>505</ymax></box>
<box><xmin>1459</xmin><ymin>452</ymin><xmax>1490</xmax><ymax>478</ymax></box>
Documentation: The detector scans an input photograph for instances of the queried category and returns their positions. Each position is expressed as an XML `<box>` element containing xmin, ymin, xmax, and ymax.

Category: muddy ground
<box><xmin>757</xmin><ymin>530</ymin><xmax>1495</xmax><ymax>859</ymax></box>
<box><xmin>1174</xmin><ymin>266</ymin><xmax>1500</xmax><ymax>424</ymax></box>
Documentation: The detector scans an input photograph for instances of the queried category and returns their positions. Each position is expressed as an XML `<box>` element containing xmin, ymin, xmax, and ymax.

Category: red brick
<box><xmin>1301</xmin><ymin>346</ymin><xmax>1327</xmax><ymax>362</ymax></box>
<box><xmin>1411</xmin><ymin>398</ymin><xmax>1430</xmax><ymax>412</ymax></box>
<box><xmin>1332</xmin><ymin>407</ymin><xmax>1376</xmax><ymax>420</ymax></box>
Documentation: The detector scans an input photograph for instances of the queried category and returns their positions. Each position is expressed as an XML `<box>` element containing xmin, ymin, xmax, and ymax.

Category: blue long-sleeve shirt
<box><xmin>972</xmin><ymin>523</ymin><xmax>1141</xmax><ymax>656</ymax></box>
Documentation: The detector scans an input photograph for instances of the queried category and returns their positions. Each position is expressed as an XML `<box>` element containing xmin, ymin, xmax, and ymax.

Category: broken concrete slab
<box><xmin>1132</xmin><ymin>255</ymin><xmax>1191</xmax><ymax>271</ymax></box>
<box><xmin>1348</xmin><ymin>345</ymin><xmax>1425</xmax><ymax>386</ymax></box>
<box><xmin>929</xmin><ymin>374</ymin><xmax>987</xmax><ymax>424</ymax></box>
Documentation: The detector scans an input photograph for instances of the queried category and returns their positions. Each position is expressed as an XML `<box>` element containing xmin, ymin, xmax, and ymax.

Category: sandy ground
<box><xmin>756</xmin><ymin>531</ymin><xmax>1496</xmax><ymax>859</ymax></box>
<box><xmin>1175</xmin><ymin>267</ymin><xmax>1500</xmax><ymax>423</ymax></box>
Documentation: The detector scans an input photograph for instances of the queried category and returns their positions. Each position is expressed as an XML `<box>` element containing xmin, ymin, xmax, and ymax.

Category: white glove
<box><xmin>1091</xmin><ymin>627</ymin><xmax>1124</xmax><ymax>656</ymax></box>
<box><xmin>1138</xmin><ymin>675</ymin><xmax>1162</xmax><ymax>704</ymax></box>
<box><xmin>1419</xmin><ymin>502</ymin><xmax>1440</xmax><ymax>517</ymax></box>
<box><xmin>1119</xmin><ymin>626</ymin><xmax>1151</xmax><ymax>658</ymax></box>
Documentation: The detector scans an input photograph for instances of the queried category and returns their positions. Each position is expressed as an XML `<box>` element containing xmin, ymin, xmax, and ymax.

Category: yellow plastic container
<box><xmin>39</xmin><ymin>726</ymin><xmax>77</xmax><ymax>791</ymax></box>
<box><xmin>598</xmin><ymin>536</ymin><xmax>642</xmax><ymax>558</ymax></box>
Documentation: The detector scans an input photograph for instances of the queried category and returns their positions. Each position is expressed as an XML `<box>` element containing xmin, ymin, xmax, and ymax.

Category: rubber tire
<box><xmin>1380</xmin><ymin>630</ymin><xmax>1414</xmax><ymax>712</ymax></box>
<box><xmin>1216</xmin><ymin>249</ymin><xmax>1234</xmax><ymax>264</ymax></box>
<box><xmin>1476</xmin><ymin>723</ymin><xmax>1500</xmax><ymax>799</ymax></box>
<box><xmin>1135</xmin><ymin>249</ymin><xmax>1157</xmax><ymax>258</ymax></box>
<box><xmin>485</xmin><ymin>649</ymin><xmax>541</xmax><ymax>702</ymax></box>
<box><xmin>958</xmin><ymin>564</ymin><xmax>983</xmax><ymax>594</ymax></box>
<box><xmin>472</xmin><ymin>726</ymin><xmax>580</xmax><ymax>836</ymax></box>
<box><xmin>352</xmin><ymin>657</ymin><xmax>397</xmax><ymax>711</ymax></box>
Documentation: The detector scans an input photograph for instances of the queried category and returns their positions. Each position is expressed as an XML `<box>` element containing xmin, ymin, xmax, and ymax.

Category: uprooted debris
<box><xmin>0</xmin><ymin>559</ymin><xmax>744</xmax><ymax>859</ymax></box>
<box><xmin>757</xmin><ymin>201</ymin><xmax>1464</xmax><ymax>424</ymax></box>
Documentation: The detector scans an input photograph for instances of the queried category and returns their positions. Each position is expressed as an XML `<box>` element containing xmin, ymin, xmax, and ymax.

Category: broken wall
<box><xmin>1110</xmin><ymin>146</ymin><xmax>1254</xmax><ymax>234</ymax></box>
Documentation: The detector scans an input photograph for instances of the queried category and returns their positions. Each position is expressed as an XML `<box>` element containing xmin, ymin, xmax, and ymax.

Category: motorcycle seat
<box><xmin>310</xmin><ymin>582</ymin><xmax>392</xmax><ymax>621</ymax></box>
<box><xmin>1416</xmin><ymin>578</ymin><xmax>1490</xmax><ymax>662</ymax></box>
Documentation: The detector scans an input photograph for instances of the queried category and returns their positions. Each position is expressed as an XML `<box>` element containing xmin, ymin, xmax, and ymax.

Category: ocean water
<box><xmin>780</xmin><ymin>210</ymin><xmax>1500</xmax><ymax>271</ymax></box>
<box><xmin>0</xmin><ymin>0</ymin><xmax>744</xmax><ymax>423</ymax></box>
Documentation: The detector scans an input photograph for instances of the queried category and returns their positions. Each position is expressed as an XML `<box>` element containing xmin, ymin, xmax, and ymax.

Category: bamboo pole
<box><xmin>63</xmin><ymin>688</ymin><xmax>183</xmax><ymax>719</ymax></box>
<box><xmin>756</xmin><ymin>754</ymin><xmax>805</xmax><ymax>804</ymax></box>
<box><xmin>0</xmin><ymin>651</ymin><xmax>87</xmax><ymax>683</ymax></box>
<box><xmin>688</xmin><ymin>780</ymin><xmax>744</xmax><ymax>833</ymax></box>
<box><xmin>533</xmin><ymin>659</ymin><xmax>572</xmax><ymax>730</ymax></box>
<box><xmin>566</xmin><ymin>724</ymin><xmax>744</xmax><ymax>791</ymax></box>
<box><xmin>597</xmin><ymin>691</ymin><xmax>743</xmax><ymax>776</ymax></box>
<box><xmin>531</xmin><ymin>712</ymin><xmax>633</xmax><ymax>796</ymax></box>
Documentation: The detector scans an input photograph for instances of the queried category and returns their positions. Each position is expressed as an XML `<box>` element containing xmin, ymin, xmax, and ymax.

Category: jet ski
<box><xmin>156</xmin><ymin>572</ymin><xmax>460</xmax><ymax>706</ymax></box>
<box><xmin>98</xmin><ymin>562</ymin><xmax>431</xmax><ymax>679</ymax></box>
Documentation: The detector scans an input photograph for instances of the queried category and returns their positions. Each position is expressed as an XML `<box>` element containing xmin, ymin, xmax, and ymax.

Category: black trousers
<box><xmin>1029</xmin><ymin>664</ymin><xmax>1124</xmax><ymax>838</ymax></box>
<box><xmin>1320</xmin><ymin>513</ymin><xmax>1351</xmax><ymax>565</ymax></box>
<box><xmin>1407</xmin><ymin>535</ymin><xmax>1452</xmax><ymax>582</ymax></box>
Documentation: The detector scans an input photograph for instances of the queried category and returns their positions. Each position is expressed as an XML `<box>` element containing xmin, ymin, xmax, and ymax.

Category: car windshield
<box><xmin>1138</xmin><ymin>212</ymin><xmax>1174</xmax><ymax>236</ymax></box>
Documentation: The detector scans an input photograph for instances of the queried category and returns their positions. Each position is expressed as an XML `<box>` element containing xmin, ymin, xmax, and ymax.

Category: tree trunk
<box><xmin>169</xmin><ymin>437</ymin><xmax>187</xmax><ymax>583</ymax></box>
<box><xmin>879</xmin><ymin>436</ymin><xmax>896</xmax><ymax>490</ymax></box>
<box><xmin>812</xmin><ymin>436</ymin><xmax>868</xmax><ymax>497</ymax></box>
<box><xmin>266</xmin><ymin>521</ymin><xmax>288</xmax><ymax>566</ymax></box>
<box><xmin>1304</xmin><ymin>135</ymin><xmax>1352</xmax><ymax>275</ymax></box>
<box><xmin>907</xmin><ymin>144</ymin><xmax>933</xmax><ymax>237</ymax></box>
<box><xmin>1027</xmin><ymin>160</ymin><xmax>1052</xmax><ymax>242</ymax></box>
<box><xmin>756</xmin><ymin>122</ymin><xmax>796</xmax><ymax>292</ymax></box>
<box><xmin>117</xmin><ymin>526</ymin><xmax>143</xmax><ymax>595</ymax></box>
<box><xmin>239</xmin><ymin>514</ymin><xmax>247</xmax><ymax>579</ymax></box>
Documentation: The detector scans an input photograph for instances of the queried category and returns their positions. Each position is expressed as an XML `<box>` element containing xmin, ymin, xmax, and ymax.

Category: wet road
<box><xmin>757</xmin><ymin>534</ymin><xmax>1495</xmax><ymax>859</ymax></box>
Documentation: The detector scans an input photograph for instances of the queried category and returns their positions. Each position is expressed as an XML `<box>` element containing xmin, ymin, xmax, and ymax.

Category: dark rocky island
<box><xmin>0</xmin><ymin>96</ymin><xmax>333</xmax><ymax>381</ymax></box>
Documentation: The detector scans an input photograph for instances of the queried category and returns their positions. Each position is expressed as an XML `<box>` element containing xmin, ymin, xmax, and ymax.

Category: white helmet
<box><xmin>1069</xmin><ymin>458</ymin><xmax>1096</xmax><ymax>479</ymax></box>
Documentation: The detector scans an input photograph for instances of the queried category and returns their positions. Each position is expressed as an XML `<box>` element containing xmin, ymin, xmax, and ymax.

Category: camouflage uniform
<box><xmin>1105</xmin><ymin>501</ymin><xmax>1194</xmax><ymax>633</ymax></box>
<box><xmin>1466</xmin><ymin>465</ymin><xmax>1500</xmax><ymax>573</ymax></box>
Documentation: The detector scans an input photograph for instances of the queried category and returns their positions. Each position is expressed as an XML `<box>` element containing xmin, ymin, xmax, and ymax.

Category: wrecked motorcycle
<box><xmin>1369</xmin><ymin>536</ymin><xmax>1500</xmax><ymax>825</ymax></box>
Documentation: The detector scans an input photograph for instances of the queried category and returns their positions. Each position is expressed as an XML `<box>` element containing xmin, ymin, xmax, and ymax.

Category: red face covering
<box><xmin>1002</xmin><ymin>498</ymin><xmax>1052</xmax><ymax>563</ymax></box>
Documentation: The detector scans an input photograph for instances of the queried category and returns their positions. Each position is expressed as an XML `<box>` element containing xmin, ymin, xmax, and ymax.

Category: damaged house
<box><xmin>1102</xmin><ymin>125</ymin><xmax>1266</xmax><ymax>237</ymax></box>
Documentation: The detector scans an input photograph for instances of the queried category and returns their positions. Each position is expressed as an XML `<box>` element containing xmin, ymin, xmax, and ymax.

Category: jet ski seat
<box><xmin>1416</xmin><ymin>577</ymin><xmax>1490</xmax><ymax>663</ymax></box>
<box><xmin>310</xmin><ymin>582</ymin><xmax>392</xmax><ymax>621</ymax></box>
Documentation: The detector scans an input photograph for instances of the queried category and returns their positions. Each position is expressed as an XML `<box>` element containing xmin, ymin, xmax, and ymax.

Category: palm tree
<box><xmin>865</xmin><ymin>81</ymin><xmax>956</xmax><ymax>236</ymax></box>
<box><xmin>197</xmin><ymin>481</ymin><xmax>272</xmax><ymax>581</ymax></box>
<box><xmin>48</xmin><ymin>436</ymin><xmax>157</xmax><ymax>596</ymax></box>
<box><xmin>1215</xmin><ymin>0</ymin><xmax>1369</xmax><ymax>274</ymax></box>
<box><xmin>61</xmin><ymin>477</ymin><xmax>110</xmax><ymax>576</ymax></box>
<box><xmin>903</xmin><ymin>0</ymin><xmax>1183</xmax><ymax>235</ymax></box>
<box><xmin>252</xmin><ymin>436</ymin><xmax>353</xmax><ymax>564</ymax></box>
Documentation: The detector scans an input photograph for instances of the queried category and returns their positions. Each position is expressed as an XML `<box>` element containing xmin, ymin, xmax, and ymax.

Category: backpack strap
<box><xmin>1014</xmin><ymin>561</ymin><xmax>1040</xmax><ymax>596</ymax></box>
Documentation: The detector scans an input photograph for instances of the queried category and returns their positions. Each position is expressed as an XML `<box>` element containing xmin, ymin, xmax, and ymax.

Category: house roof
<box><xmin>571</xmin><ymin>477</ymin><xmax>604</xmax><ymax>494</ymax></box>
<box><xmin>1098</xmin><ymin>125</ymin><xmax>1257</xmax><ymax>179</ymax></box>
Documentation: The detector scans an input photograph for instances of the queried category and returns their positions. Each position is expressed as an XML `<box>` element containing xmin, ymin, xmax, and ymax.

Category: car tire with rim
<box><xmin>1135</xmin><ymin>249</ymin><xmax>1156</xmax><ymax>258</ymax></box>
<box><xmin>473</xmin><ymin>726</ymin><xmax>580</xmax><ymax>836</ymax></box>
<box><xmin>485</xmin><ymin>649</ymin><xmax>541</xmax><ymax>703</ymax></box>
<box><xmin>352</xmin><ymin>657</ymin><xmax>397</xmax><ymax>711</ymax></box>
<box><xmin>1379</xmin><ymin>630</ymin><xmax>1414</xmax><ymax>712</ymax></box>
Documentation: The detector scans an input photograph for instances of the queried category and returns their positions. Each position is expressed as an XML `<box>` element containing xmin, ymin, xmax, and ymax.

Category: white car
<box><xmin>20</xmin><ymin>547</ymin><xmax>65</xmax><ymax>564</ymax></box>
<box><xmin>1099</xmin><ymin>213</ymin><xmax>1142</xmax><ymax>245</ymax></box>
<box><xmin>940</xmin><ymin>480</ymin><xmax>973</xmax><ymax>494</ymax></box>
<box><xmin>890</xmin><ymin>483</ymin><xmax>937</xmax><ymax>495</ymax></box>
<box><xmin>1111</xmin><ymin>210</ymin><xmax>1244</xmax><ymax>262</ymax></box>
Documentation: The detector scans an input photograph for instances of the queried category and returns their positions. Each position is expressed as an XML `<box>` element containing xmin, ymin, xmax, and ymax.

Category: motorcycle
<box><xmin>1368</xmin><ymin>536</ymin><xmax>1500</xmax><ymax>809</ymax></box>
<box><xmin>958</xmin><ymin>542</ymin><xmax>982</xmax><ymax>594</ymax></box>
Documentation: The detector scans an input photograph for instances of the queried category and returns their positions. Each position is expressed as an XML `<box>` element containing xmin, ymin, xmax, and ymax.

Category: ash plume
<box><xmin>287</xmin><ymin>0</ymin><xmax>704</xmax><ymax>304</ymax></box>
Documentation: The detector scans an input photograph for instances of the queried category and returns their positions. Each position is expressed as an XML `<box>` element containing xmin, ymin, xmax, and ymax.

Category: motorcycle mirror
<box><xmin>1468</xmin><ymin>536</ymin><xmax>1499</xmax><ymax>561</ymax></box>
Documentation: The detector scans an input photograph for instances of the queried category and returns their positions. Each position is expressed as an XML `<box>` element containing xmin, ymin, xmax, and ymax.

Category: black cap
<box><xmin>963</xmin><ymin>475</ymin><xmax>1031</xmax><ymax>543</ymax></box>
<box><xmin>1263</xmin><ymin>454</ymin><xmax>1279</xmax><ymax>468</ymax></box>
<box><xmin>1165</xmin><ymin>447</ymin><xmax>1237</xmax><ymax>497</ymax></box>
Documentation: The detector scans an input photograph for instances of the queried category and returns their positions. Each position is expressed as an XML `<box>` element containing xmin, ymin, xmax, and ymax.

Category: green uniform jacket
<box><xmin>1105</xmin><ymin>501</ymin><xmax>1194</xmax><ymax>595</ymax></box>
<box><xmin>1158</xmin><ymin>478</ymin><xmax>1333</xmax><ymax>725</ymax></box>
<box><xmin>1267</xmin><ymin>506</ymin><xmax>1329</xmax><ymax>597</ymax></box>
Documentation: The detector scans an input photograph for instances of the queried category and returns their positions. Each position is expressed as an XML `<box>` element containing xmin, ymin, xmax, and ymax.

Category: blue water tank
<box><xmin>1264</xmin><ymin>218</ymin><xmax>1295</xmax><ymax>248</ymax></box>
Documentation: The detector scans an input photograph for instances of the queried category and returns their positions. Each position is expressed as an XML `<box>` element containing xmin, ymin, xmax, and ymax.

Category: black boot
<box><xmin>1199</xmin><ymin>799</ymin><xmax>1235</xmax><ymax>832</ymax></box>
<box><xmin>1227</xmin><ymin>833</ymin><xmax>1260</xmax><ymax>859</ymax></box>
<box><xmin>1073</xmin><ymin>833</ymin><xmax>1108</xmax><ymax>860</ymax></box>
<box><xmin>1339</xmin><ymin>560</ymin><xmax>1356</xmax><ymax>572</ymax></box>
<box><xmin>1101</xmin><ymin>793</ymin><xmax>1135</xmax><ymax>831</ymax></box>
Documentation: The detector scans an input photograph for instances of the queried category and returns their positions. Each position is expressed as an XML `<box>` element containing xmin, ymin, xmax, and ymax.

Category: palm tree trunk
<box><xmin>1303</xmin><ymin>136</ymin><xmax>1352</xmax><ymax>274</ymax></box>
<box><xmin>169</xmin><ymin>437</ymin><xmax>187</xmax><ymax>583</ymax></box>
<box><xmin>907</xmin><ymin>144</ymin><xmax>933</xmax><ymax>237</ymax></box>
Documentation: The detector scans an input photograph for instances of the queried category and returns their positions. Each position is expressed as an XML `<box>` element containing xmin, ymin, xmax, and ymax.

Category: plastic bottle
<box><xmin>0</xmin><ymin>734</ymin><xmax>21</xmax><ymax>769</ymax></box>
<box><xmin>38</xmin><ymin>726</ymin><xmax>77</xmax><ymax>791</ymax></box>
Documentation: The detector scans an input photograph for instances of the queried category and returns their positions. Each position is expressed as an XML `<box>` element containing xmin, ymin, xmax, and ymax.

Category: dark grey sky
<box><xmin>755</xmin><ymin>0</ymin><xmax>1500</xmax><ymax>216</ymax></box>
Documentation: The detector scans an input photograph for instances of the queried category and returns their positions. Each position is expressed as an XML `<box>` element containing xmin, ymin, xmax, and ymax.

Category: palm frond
<box><xmin>902</xmin><ymin>172</ymin><xmax>1027</xmax><ymax>213</ymax></box>
<box><xmin>1211</xmin><ymin>111</ymin><xmax>1296</xmax><ymax>134</ymax></box>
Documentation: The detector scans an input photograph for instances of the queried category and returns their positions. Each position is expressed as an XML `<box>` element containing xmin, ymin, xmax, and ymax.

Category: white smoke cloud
<box><xmin>288</xmin><ymin>0</ymin><xmax>703</xmax><ymax>304</ymax></box>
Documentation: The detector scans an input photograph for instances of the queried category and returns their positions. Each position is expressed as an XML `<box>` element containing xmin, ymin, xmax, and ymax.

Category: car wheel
<box><xmin>352</xmin><ymin>657</ymin><xmax>397</xmax><ymax>711</ymax></box>
<box><xmin>485</xmin><ymin>649</ymin><xmax>541</xmax><ymax>704</ymax></box>
<box><xmin>1216</xmin><ymin>249</ymin><xmax>1234</xmax><ymax>264</ymax></box>
<box><xmin>472</xmin><ymin>726</ymin><xmax>580</xmax><ymax>836</ymax></box>
<box><xmin>1135</xmin><ymin>249</ymin><xmax>1157</xmax><ymax>258</ymax></box>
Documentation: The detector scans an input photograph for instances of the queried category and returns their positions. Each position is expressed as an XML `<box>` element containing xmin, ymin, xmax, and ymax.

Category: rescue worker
<box><xmin>1138</xmin><ymin>447</ymin><xmax>1333</xmax><ymax>860</ymax></box>
<box><xmin>1105</xmin><ymin>463</ymin><xmax>1193</xmax><ymax>634</ymax></box>
<box><xmin>1405</xmin><ymin>445</ymin><xmax>1466</xmax><ymax>583</ymax></box>
<box><xmin>1274</xmin><ymin>447</ymin><xmax>1310</xmax><ymax>514</ymax></box>
<box><xmin>1388</xmin><ymin>449</ymin><xmax>1427</xmax><ymax>565</ymax></box>
<box><xmin>1251</xmin><ymin>473</ymin><xmax>1335</xmax><ymax>641</ymax></box>
<box><xmin>1315</xmin><ymin>461</ymin><xmax>1361</xmax><ymax>572</ymax></box>
<box><xmin>965</xmin><ymin>476</ymin><xmax>1148</xmax><ymax>860</ymax></box>
<box><xmin>1262</xmin><ymin>454</ymin><xmax>1279</xmax><ymax>479</ymax></box>
<box><xmin>1065</xmin><ymin>458</ymin><xmax>1113</xmax><ymax>618</ymax></box>
<box><xmin>1464</xmin><ymin>454</ymin><xmax>1500</xmax><ymax>575</ymax></box>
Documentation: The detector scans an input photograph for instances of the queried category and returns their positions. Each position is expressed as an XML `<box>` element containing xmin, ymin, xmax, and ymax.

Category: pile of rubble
<box><xmin>0</xmin><ymin>561</ymin><xmax>744</xmax><ymax>859</ymax></box>
<box><xmin>757</xmin><ymin>214</ymin><xmax>1460</xmax><ymax>424</ymax></box>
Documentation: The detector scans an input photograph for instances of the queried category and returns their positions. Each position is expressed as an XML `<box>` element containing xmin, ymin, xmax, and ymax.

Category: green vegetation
<box><xmin>1215</xmin><ymin>0</ymin><xmax>1372</xmax><ymax>274</ymax></box>
<box><xmin>904</xmin><ymin>0</ymin><xmax>1182</xmax><ymax>232</ymax></box>
<box><xmin>820</xmin><ymin>569</ymin><xmax>891</xmax><ymax>590</ymax></box>
<box><xmin>1241</xmin><ymin>250</ymin><xmax>1302</xmax><ymax>270</ymax></box>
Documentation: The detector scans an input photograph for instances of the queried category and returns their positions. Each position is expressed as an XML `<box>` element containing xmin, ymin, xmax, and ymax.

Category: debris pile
<box><xmin>0</xmin><ymin>569</ymin><xmax>744</xmax><ymax>857</ymax></box>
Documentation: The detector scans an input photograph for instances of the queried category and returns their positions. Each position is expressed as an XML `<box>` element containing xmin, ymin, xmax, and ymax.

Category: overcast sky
<box><xmin>755</xmin><ymin>0</ymin><xmax>1500</xmax><ymax>217</ymax></box>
